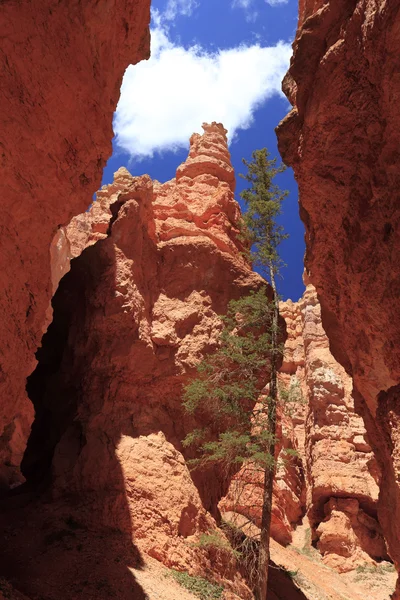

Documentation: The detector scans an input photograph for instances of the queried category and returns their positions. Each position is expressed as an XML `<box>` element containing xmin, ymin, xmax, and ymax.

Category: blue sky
<box><xmin>102</xmin><ymin>0</ymin><xmax>305</xmax><ymax>301</ymax></box>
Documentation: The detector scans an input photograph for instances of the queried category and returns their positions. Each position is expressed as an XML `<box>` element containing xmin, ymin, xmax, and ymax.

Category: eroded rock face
<box><xmin>0</xmin><ymin>0</ymin><xmax>151</xmax><ymax>486</ymax></box>
<box><xmin>219</xmin><ymin>405</ymin><xmax>306</xmax><ymax>547</ymax></box>
<box><xmin>221</xmin><ymin>283</ymin><xmax>388</xmax><ymax>572</ymax></box>
<box><xmin>176</xmin><ymin>123</ymin><xmax>235</xmax><ymax>192</ymax></box>
<box><xmin>300</xmin><ymin>286</ymin><xmax>379</xmax><ymax>508</ymax></box>
<box><xmin>16</xmin><ymin>124</ymin><xmax>259</xmax><ymax>598</ymax></box>
<box><xmin>316</xmin><ymin>498</ymin><xmax>387</xmax><ymax>573</ymax></box>
<box><xmin>299</xmin><ymin>284</ymin><xmax>387</xmax><ymax>571</ymax></box>
<box><xmin>297</xmin><ymin>284</ymin><xmax>388</xmax><ymax>571</ymax></box>
<box><xmin>277</xmin><ymin>1</ymin><xmax>400</xmax><ymax>582</ymax></box>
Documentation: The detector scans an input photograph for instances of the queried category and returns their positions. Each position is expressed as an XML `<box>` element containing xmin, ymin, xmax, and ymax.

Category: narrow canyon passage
<box><xmin>2</xmin><ymin>1</ymin><xmax>400</xmax><ymax>597</ymax></box>
<box><xmin>1</xmin><ymin>129</ymin><xmax>393</xmax><ymax>599</ymax></box>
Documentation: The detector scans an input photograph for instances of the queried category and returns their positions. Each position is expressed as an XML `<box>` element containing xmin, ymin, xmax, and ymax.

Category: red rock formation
<box><xmin>221</xmin><ymin>283</ymin><xmax>389</xmax><ymax>572</ymax></box>
<box><xmin>277</xmin><ymin>0</ymin><xmax>400</xmax><ymax>588</ymax></box>
<box><xmin>0</xmin><ymin>0</ymin><xmax>151</xmax><ymax>486</ymax></box>
<box><xmin>219</xmin><ymin>402</ymin><xmax>305</xmax><ymax>547</ymax></box>
<box><xmin>4</xmin><ymin>124</ymin><xmax>259</xmax><ymax>599</ymax></box>
<box><xmin>176</xmin><ymin>123</ymin><xmax>235</xmax><ymax>191</ymax></box>
<box><xmin>50</xmin><ymin>168</ymin><xmax>133</xmax><ymax>292</ymax></box>
<box><xmin>300</xmin><ymin>283</ymin><xmax>387</xmax><ymax>571</ymax></box>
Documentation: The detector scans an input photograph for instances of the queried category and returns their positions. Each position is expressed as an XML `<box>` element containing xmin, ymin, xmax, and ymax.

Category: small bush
<box><xmin>169</xmin><ymin>570</ymin><xmax>224</xmax><ymax>600</ymax></box>
<box><xmin>356</xmin><ymin>562</ymin><xmax>396</xmax><ymax>575</ymax></box>
<box><xmin>196</xmin><ymin>531</ymin><xmax>241</xmax><ymax>559</ymax></box>
<box><xmin>287</xmin><ymin>569</ymin><xmax>299</xmax><ymax>579</ymax></box>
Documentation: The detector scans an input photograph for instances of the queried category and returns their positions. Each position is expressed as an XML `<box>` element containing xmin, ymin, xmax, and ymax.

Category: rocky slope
<box><xmin>277</xmin><ymin>1</ymin><xmax>400</xmax><ymax>588</ymax></box>
<box><xmin>0</xmin><ymin>0</ymin><xmax>151</xmax><ymax>488</ymax></box>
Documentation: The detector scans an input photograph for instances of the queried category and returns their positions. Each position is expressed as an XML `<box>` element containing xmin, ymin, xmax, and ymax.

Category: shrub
<box><xmin>169</xmin><ymin>570</ymin><xmax>224</xmax><ymax>600</ymax></box>
<box><xmin>196</xmin><ymin>531</ymin><xmax>241</xmax><ymax>559</ymax></box>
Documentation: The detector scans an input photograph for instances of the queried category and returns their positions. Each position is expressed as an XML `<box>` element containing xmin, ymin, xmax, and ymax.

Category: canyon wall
<box><xmin>0</xmin><ymin>0</ymin><xmax>151</xmax><ymax>487</ymax></box>
<box><xmin>297</xmin><ymin>284</ymin><xmax>386</xmax><ymax>572</ymax></box>
<box><xmin>221</xmin><ymin>283</ymin><xmax>388</xmax><ymax>573</ymax></box>
<box><xmin>0</xmin><ymin>124</ymin><xmax>261</xmax><ymax>600</ymax></box>
<box><xmin>277</xmin><ymin>0</ymin><xmax>400</xmax><ymax>587</ymax></box>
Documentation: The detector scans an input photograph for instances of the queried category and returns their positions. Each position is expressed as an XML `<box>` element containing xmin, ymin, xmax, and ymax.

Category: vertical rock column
<box><xmin>301</xmin><ymin>283</ymin><xmax>387</xmax><ymax>571</ymax></box>
<box><xmin>220</xmin><ymin>282</ymin><xmax>390</xmax><ymax>571</ymax></box>
<box><xmin>24</xmin><ymin>125</ymin><xmax>262</xmax><ymax>590</ymax></box>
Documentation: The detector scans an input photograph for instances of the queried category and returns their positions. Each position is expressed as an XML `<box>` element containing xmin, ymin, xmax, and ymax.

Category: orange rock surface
<box><xmin>219</xmin><ymin>404</ymin><xmax>305</xmax><ymax>547</ymax></box>
<box><xmin>221</xmin><ymin>283</ymin><xmax>389</xmax><ymax>573</ymax></box>
<box><xmin>2</xmin><ymin>124</ymin><xmax>261</xmax><ymax>600</ymax></box>
<box><xmin>0</xmin><ymin>107</ymin><xmax>396</xmax><ymax>596</ymax></box>
<box><xmin>0</xmin><ymin>0</ymin><xmax>151</xmax><ymax>487</ymax></box>
<box><xmin>277</xmin><ymin>0</ymin><xmax>400</xmax><ymax>590</ymax></box>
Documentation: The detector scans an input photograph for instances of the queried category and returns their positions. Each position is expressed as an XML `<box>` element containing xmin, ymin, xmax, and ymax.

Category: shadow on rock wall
<box><xmin>0</xmin><ymin>242</ymin><xmax>148</xmax><ymax>599</ymax></box>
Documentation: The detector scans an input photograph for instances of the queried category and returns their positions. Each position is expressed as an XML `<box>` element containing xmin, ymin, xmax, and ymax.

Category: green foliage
<box><xmin>239</xmin><ymin>148</ymin><xmax>289</xmax><ymax>279</ymax></box>
<box><xmin>169</xmin><ymin>570</ymin><xmax>224</xmax><ymax>599</ymax></box>
<box><xmin>198</xmin><ymin>531</ymin><xmax>230</xmax><ymax>549</ymax></box>
<box><xmin>287</xmin><ymin>569</ymin><xmax>299</xmax><ymax>579</ymax></box>
<box><xmin>356</xmin><ymin>562</ymin><xmax>396</xmax><ymax>575</ymax></box>
<box><xmin>183</xmin><ymin>287</ymin><xmax>280</xmax><ymax>471</ymax></box>
<box><xmin>282</xmin><ymin>448</ymin><xmax>299</xmax><ymax>459</ymax></box>
<box><xmin>196</xmin><ymin>531</ymin><xmax>241</xmax><ymax>559</ymax></box>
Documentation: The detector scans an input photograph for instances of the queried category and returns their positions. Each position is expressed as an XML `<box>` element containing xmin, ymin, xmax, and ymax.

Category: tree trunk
<box><xmin>257</xmin><ymin>266</ymin><xmax>279</xmax><ymax>600</ymax></box>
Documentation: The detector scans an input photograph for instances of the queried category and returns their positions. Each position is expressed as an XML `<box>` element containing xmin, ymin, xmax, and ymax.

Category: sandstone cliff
<box><xmin>277</xmin><ymin>0</ymin><xmax>400</xmax><ymax>591</ymax></box>
<box><xmin>1</xmin><ymin>112</ymin><xmax>396</xmax><ymax>597</ymax></box>
<box><xmin>297</xmin><ymin>283</ymin><xmax>386</xmax><ymax>572</ymax></box>
<box><xmin>221</xmin><ymin>283</ymin><xmax>389</xmax><ymax>576</ymax></box>
<box><xmin>0</xmin><ymin>124</ymin><xmax>262</xmax><ymax>600</ymax></box>
<box><xmin>0</xmin><ymin>0</ymin><xmax>151</xmax><ymax>488</ymax></box>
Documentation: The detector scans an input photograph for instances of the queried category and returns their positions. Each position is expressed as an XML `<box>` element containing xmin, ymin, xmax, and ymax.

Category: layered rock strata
<box><xmin>221</xmin><ymin>283</ymin><xmax>388</xmax><ymax>572</ymax></box>
<box><xmin>299</xmin><ymin>283</ymin><xmax>386</xmax><ymax>571</ymax></box>
<box><xmin>12</xmin><ymin>124</ymin><xmax>261</xmax><ymax>599</ymax></box>
<box><xmin>0</xmin><ymin>0</ymin><xmax>151</xmax><ymax>487</ymax></box>
<box><xmin>277</xmin><ymin>0</ymin><xmax>400</xmax><ymax>583</ymax></box>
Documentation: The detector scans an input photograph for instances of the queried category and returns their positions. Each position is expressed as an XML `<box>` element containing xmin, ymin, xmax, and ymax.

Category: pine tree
<box><xmin>183</xmin><ymin>148</ymin><xmax>288</xmax><ymax>600</ymax></box>
<box><xmin>240</xmin><ymin>148</ymin><xmax>288</xmax><ymax>599</ymax></box>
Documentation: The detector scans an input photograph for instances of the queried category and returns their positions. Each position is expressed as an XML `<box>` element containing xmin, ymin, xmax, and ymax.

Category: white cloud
<box><xmin>232</xmin><ymin>0</ymin><xmax>253</xmax><ymax>7</ymax></box>
<box><xmin>114</xmin><ymin>25</ymin><xmax>291</xmax><ymax>159</ymax></box>
<box><xmin>232</xmin><ymin>0</ymin><xmax>288</xmax><ymax>9</ymax></box>
<box><xmin>163</xmin><ymin>0</ymin><xmax>199</xmax><ymax>20</ymax></box>
<box><xmin>232</xmin><ymin>0</ymin><xmax>258</xmax><ymax>22</ymax></box>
